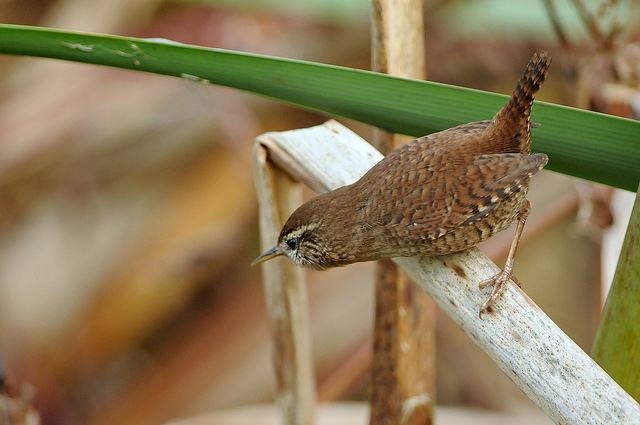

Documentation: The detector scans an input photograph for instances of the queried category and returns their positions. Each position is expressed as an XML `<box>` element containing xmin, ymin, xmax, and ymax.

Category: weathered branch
<box><xmin>255</xmin><ymin>119</ymin><xmax>640</xmax><ymax>424</ymax></box>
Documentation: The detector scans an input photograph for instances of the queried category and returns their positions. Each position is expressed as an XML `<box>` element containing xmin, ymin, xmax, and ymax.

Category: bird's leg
<box><xmin>478</xmin><ymin>200</ymin><xmax>531</xmax><ymax>318</ymax></box>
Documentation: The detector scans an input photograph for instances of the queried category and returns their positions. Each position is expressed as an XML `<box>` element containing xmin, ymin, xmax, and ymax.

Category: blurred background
<box><xmin>0</xmin><ymin>0</ymin><xmax>638</xmax><ymax>424</ymax></box>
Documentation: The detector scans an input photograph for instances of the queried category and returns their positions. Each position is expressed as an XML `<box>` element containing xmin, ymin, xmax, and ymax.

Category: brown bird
<box><xmin>253</xmin><ymin>52</ymin><xmax>551</xmax><ymax>317</ymax></box>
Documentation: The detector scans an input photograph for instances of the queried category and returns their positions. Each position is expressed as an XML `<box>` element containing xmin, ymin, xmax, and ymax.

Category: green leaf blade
<box><xmin>0</xmin><ymin>24</ymin><xmax>638</xmax><ymax>191</ymax></box>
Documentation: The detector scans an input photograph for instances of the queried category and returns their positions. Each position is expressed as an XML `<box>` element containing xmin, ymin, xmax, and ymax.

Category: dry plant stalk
<box><xmin>253</xmin><ymin>119</ymin><xmax>640</xmax><ymax>425</ymax></box>
<box><xmin>371</xmin><ymin>1</ymin><xmax>435</xmax><ymax>424</ymax></box>
<box><xmin>252</xmin><ymin>143</ymin><xmax>316</xmax><ymax>425</ymax></box>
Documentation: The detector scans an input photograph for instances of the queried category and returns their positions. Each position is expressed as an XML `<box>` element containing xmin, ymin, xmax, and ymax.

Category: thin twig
<box><xmin>542</xmin><ymin>0</ymin><xmax>572</xmax><ymax>49</ymax></box>
<box><xmin>571</xmin><ymin>0</ymin><xmax>605</xmax><ymax>45</ymax></box>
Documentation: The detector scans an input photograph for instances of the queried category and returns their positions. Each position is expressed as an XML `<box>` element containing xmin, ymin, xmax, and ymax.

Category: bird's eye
<box><xmin>286</xmin><ymin>237</ymin><xmax>298</xmax><ymax>250</ymax></box>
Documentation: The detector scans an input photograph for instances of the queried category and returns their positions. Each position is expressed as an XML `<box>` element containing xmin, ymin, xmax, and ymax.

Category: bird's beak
<box><xmin>251</xmin><ymin>246</ymin><xmax>282</xmax><ymax>266</ymax></box>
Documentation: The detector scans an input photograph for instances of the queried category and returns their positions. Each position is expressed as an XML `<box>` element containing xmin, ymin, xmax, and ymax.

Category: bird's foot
<box><xmin>478</xmin><ymin>260</ymin><xmax>515</xmax><ymax>319</ymax></box>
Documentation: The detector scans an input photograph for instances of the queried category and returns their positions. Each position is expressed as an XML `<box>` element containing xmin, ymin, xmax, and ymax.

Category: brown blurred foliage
<box><xmin>0</xmin><ymin>1</ymin><xmax>637</xmax><ymax>424</ymax></box>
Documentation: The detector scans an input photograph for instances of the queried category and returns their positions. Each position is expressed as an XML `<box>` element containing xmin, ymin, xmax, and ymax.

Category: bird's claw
<box><xmin>478</xmin><ymin>262</ymin><xmax>515</xmax><ymax>319</ymax></box>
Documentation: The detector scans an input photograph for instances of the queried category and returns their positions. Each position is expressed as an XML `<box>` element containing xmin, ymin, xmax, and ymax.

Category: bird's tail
<box><xmin>491</xmin><ymin>52</ymin><xmax>551</xmax><ymax>154</ymax></box>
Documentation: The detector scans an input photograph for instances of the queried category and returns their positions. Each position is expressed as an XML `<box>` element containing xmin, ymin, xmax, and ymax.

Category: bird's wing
<box><xmin>409</xmin><ymin>152</ymin><xmax>548</xmax><ymax>240</ymax></box>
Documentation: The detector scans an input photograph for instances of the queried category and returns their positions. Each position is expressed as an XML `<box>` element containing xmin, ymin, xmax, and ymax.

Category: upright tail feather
<box><xmin>491</xmin><ymin>52</ymin><xmax>551</xmax><ymax>154</ymax></box>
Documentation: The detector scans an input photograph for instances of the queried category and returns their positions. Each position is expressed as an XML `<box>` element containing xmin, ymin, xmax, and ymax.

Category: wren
<box><xmin>253</xmin><ymin>52</ymin><xmax>551</xmax><ymax>317</ymax></box>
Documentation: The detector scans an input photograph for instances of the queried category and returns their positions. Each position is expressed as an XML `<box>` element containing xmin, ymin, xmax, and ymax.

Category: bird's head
<box><xmin>251</xmin><ymin>192</ymin><xmax>348</xmax><ymax>271</ymax></box>
<box><xmin>252</xmin><ymin>221</ymin><xmax>332</xmax><ymax>270</ymax></box>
